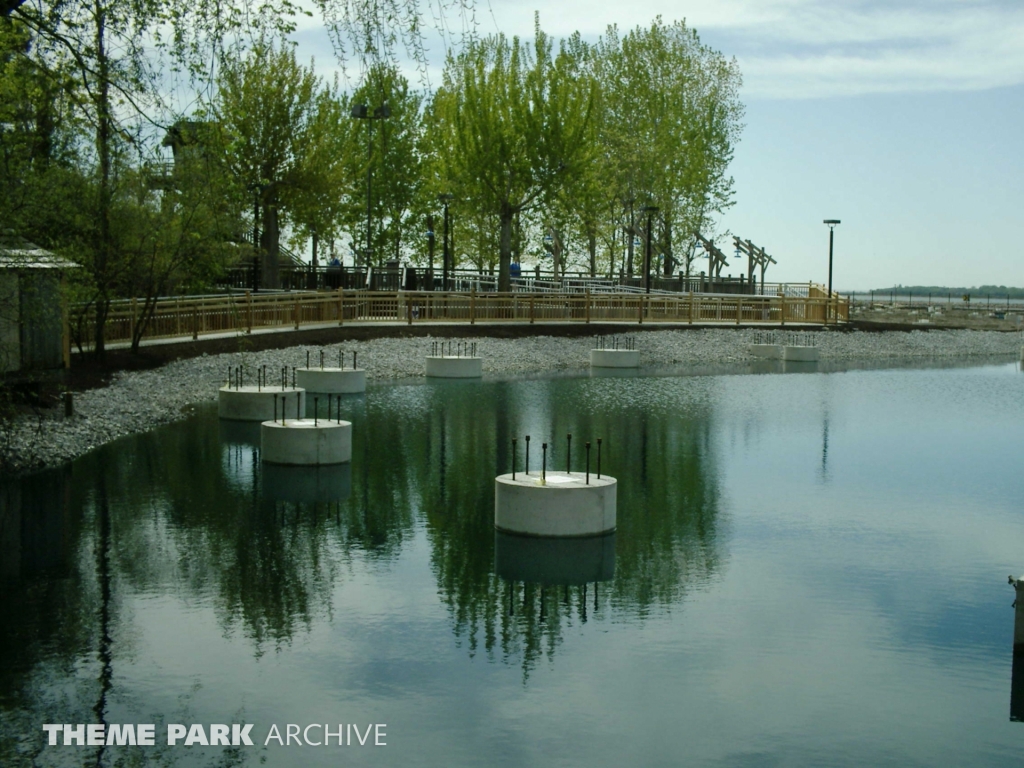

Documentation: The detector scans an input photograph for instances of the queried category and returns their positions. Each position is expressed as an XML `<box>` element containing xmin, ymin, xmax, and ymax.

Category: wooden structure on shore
<box><xmin>72</xmin><ymin>287</ymin><xmax>850</xmax><ymax>352</ymax></box>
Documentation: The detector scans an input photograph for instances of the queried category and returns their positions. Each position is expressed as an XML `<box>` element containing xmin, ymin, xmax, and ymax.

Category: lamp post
<box><xmin>824</xmin><ymin>219</ymin><xmax>840</xmax><ymax>322</ymax></box>
<box><xmin>351</xmin><ymin>103</ymin><xmax>390</xmax><ymax>268</ymax></box>
<box><xmin>644</xmin><ymin>205</ymin><xmax>659</xmax><ymax>293</ymax></box>
<box><xmin>438</xmin><ymin>193</ymin><xmax>453</xmax><ymax>290</ymax></box>
<box><xmin>426</xmin><ymin>214</ymin><xmax>436</xmax><ymax>289</ymax></box>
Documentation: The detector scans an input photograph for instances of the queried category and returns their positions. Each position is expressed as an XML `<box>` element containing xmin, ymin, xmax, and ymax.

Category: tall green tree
<box><xmin>213</xmin><ymin>41</ymin><xmax>348</xmax><ymax>287</ymax></box>
<box><xmin>592</xmin><ymin>18</ymin><xmax>743</xmax><ymax>280</ymax></box>
<box><xmin>428</xmin><ymin>17</ymin><xmax>597</xmax><ymax>291</ymax></box>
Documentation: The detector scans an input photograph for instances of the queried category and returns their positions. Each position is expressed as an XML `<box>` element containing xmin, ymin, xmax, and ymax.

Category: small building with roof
<box><xmin>0</xmin><ymin>232</ymin><xmax>77</xmax><ymax>374</ymax></box>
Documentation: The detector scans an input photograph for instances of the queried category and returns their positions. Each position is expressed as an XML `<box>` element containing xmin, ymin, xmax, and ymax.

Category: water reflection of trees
<box><xmin>0</xmin><ymin>375</ymin><xmax>727</xmax><ymax>739</ymax></box>
<box><xmin>99</xmin><ymin>407</ymin><xmax>418</xmax><ymax>652</ymax></box>
<box><xmin>418</xmin><ymin>376</ymin><xmax>725</xmax><ymax>675</ymax></box>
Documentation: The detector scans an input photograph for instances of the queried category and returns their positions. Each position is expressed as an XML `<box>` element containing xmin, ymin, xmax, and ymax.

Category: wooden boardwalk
<box><xmin>73</xmin><ymin>289</ymin><xmax>849</xmax><ymax>352</ymax></box>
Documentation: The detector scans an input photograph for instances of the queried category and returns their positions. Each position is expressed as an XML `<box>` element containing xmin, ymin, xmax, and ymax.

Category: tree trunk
<box><xmin>92</xmin><ymin>0</ymin><xmax>112</xmax><ymax>358</ymax></box>
<box><xmin>587</xmin><ymin>225</ymin><xmax>596</xmax><ymax>278</ymax></box>
<box><xmin>260</xmin><ymin>199</ymin><xmax>280</xmax><ymax>289</ymax></box>
<box><xmin>498</xmin><ymin>209</ymin><xmax>512</xmax><ymax>292</ymax></box>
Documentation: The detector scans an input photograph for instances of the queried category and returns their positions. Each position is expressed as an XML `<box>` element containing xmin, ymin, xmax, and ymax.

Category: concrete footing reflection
<box><xmin>261</xmin><ymin>464</ymin><xmax>352</xmax><ymax>504</ymax></box>
<box><xmin>1011</xmin><ymin>653</ymin><xmax>1024</xmax><ymax>722</ymax></box>
<box><xmin>218</xmin><ymin>419</ymin><xmax>263</xmax><ymax>448</ymax></box>
<box><xmin>588</xmin><ymin>367</ymin><xmax>639</xmax><ymax>379</ymax></box>
<box><xmin>749</xmin><ymin>359</ymin><xmax>820</xmax><ymax>375</ymax></box>
<box><xmin>494</xmin><ymin>531</ymin><xmax>615</xmax><ymax>586</ymax></box>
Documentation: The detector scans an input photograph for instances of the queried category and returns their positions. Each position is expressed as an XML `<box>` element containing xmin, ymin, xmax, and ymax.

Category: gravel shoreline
<box><xmin>3</xmin><ymin>327</ymin><xmax>1020</xmax><ymax>475</ymax></box>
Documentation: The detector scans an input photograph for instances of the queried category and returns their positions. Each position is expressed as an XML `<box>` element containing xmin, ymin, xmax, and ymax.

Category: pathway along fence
<box><xmin>75</xmin><ymin>290</ymin><xmax>849</xmax><ymax>350</ymax></box>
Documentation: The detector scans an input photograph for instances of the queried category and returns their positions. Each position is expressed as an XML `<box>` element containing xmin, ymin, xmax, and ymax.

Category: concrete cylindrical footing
<box><xmin>261</xmin><ymin>419</ymin><xmax>351</xmax><ymax>465</ymax></box>
<box><xmin>219</xmin><ymin>386</ymin><xmax>305</xmax><ymax>421</ymax></box>
<box><xmin>494</xmin><ymin>472</ymin><xmax>616</xmax><ymax>537</ymax></box>
<box><xmin>495</xmin><ymin>531</ymin><xmax>615</xmax><ymax>585</ymax></box>
<box><xmin>425</xmin><ymin>356</ymin><xmax>483</xmax><ymax>378</ymax></box>
<box><xmin>262</xmin><ymin>463</ymin><xmax>352</xmax><ymax>503</ymax></box>
<box><xmin>748</xmin><ymin>343</ymin><xmax>783</xmax><ymax>359</ymax></box>
<box><xmin>782</xmin><ymin>345</ymin><xmax>820</xmax><ymax>362</ymax></box>
<box><xmin>590</xmin><ymin>349</ymin><xmax>640</xmax><ymax>368</ymax></box>
<box><xmin>295</xmin><ymin>367</ymin><xmax>367</xmax><ymax>393</ymax></box>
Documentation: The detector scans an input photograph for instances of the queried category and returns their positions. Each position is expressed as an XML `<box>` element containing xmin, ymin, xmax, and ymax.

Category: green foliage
<box><xmin>590</xmin><ymin>18</ymin><xmax>743</xmax><ymax>277</ymax></box>
<box><xmin>211</xmin><ymin>40</ymin><xmax>351</xmax><ymax>284</ymax></box>
<box><xmin>422</xmin><ymin>16</ymin><xmax>743</xmax><ymax>283</ymax></box>
<box><xmin>340</xmin><ymin>63</ymin><xmax>426</xmax><ymax>267</ymax></box>
<box><xmin>427</xmin><ymin>17</ymin><xmax>598</xmax><ymax>289</ymax></box>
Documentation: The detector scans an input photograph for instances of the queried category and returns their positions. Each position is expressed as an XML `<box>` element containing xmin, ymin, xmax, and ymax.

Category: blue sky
<box><xmin>292</xmin><ymin>0</ymin><xmax>1023</xmax><ymax>289</ymax></box>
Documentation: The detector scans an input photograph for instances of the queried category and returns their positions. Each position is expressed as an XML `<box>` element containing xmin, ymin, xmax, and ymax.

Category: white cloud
<box><xmin>477</xmin><ymin>0</ymin><xmax>1024</xmax><ymax>98</ymax></box>
<box><xmin>282</xmin><ymin>0</ymin><xmax>1024</xmax><ymax>99</ymax></box>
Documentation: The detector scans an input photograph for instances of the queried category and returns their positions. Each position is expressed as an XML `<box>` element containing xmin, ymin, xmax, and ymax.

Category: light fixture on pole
<box><xmin>426</xmin><ymin>215</ymin><xmax>436</xmax><ymax>289</ymax></box>
<box><xmin>351</xmin><ymin>102</ymin><xmax>390</xmax><ymax>267</ymax></box>
<box><xmin>823</xmin><ymin>219</ymin><xmax>840</xmax><ymax>322</ymax></box>
<box><xmin>438</xmin><ymin>193</ymin><xmax>453</xmax><ymax>290</ymax></box>
<box><xmin>643</xmin><ymin>205</ymin><xmax>659</xmax><ymax>294</ymax></box>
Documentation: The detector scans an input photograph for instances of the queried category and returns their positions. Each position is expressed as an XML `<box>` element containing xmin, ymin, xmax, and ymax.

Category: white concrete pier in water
<box><xmin>425</xmin><ymin>356</ymin><xmax>482</xmax><ymax>378</ymax></box>
<box><xmin>295</xmin><ymin>367</ymin><xmax>366</xmax><ymax>394</ymax></box>
<box><xmin>261</xmin><ymin>419</ymin><xmax>352</xmax><ymax>465</ymax></box>
<box><xmin>590</xmin><ymin>349</ymin><xmax>640</xmax><ymax>368</ymax></box>
<box><xmin>494</xmin><ymin>472</ymin><xmax>616</xmax><ymax>537</ymax></box>
<box><xmin>218</xmin><ymin>386</ymin><xmax>305</xmax><ymax>421</ymax></box>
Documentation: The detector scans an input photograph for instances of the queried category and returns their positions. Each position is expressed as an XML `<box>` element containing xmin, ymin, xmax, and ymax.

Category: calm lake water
<box><xmin>3</xmin><ymin>360</ymin><xmax>1024</xmax><ymax>767</ymax></box>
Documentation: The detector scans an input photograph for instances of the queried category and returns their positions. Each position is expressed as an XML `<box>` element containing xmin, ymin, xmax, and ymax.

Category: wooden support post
<box><xmin>294</xmin><ymin>298</ymin><xmax>300</xmax><ymax>330</ymax></box>
<box><xmin>585</xmin><ymin>288</ymin><xmax>591</xmax><ymax>323</ymax></box>
<box><xmin>530</xmin><ymin>295</ymin><xmax>535</xmax><ymax>324</ymax></box>
<box><xmin>192</xmin><ymin>305</ymin><xmax>198</xmax><ymax>340</ymax></box>
<box><xmin>338</xmin><ymin>289</ymin><xmax>344</xmax><ymax>325</ymax></box>
<box><xmin>246</xmin><ymin>291</ymin><xmax>253</xmax><ymax>333</ymax></box>
<box><xmin>780</xmin><ymin>294</ymin><xmax>786</xmax><ymax>326</ymax></box>
<box><xmin>470</xmin><ymin>287</ymin><xmax>476</xmax><ymax>325</ymax></box>
<box><xmin>61</xmin><ymin>274</ymin><xmax>70</xmax><ymax>369</ymax></box>
<box><xmin>408</xmin><ymin>293</ymin><xmax>413</xmax><ymax>325</ymax></box>
<box><xmin>736</xmin><ymin>297</ymin><xmax>741</xmax><ymax>325</ymax></box>
<box><xmin>130</xmin><ymin>296</ymin><xmax>138</xmax><ymax>342</ymax></box>
<box><xmin>638</xmin><ymin>295</ymin><xmax>644</xmax><ymax>324</ymax></box>
<box><xmin>689</xmin><ymin>291</ymin><xmax>695</xmax><ymax>325</ymax></box>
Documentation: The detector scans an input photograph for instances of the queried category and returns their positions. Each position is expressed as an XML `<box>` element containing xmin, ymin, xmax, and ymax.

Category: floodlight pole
<box><xmin>439</xmin><ymin>194</ymin><xmax>453</xmax><ymax>290</ymax></box>
<box><xmin>824</xmin><ymin>219</ymin><xmax>840</xmax><ymax>323</ymax></box>
<box><xmin>351</xmin><ymin>103</ymin><xmax>390</xmax><ymax>267</ymax></box>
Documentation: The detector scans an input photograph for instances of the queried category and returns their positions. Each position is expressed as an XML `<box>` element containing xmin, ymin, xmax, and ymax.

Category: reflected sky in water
<box><xmin>2</xmin><ymin>361</ymin><xmax>1023</xmax><ymax>767</ymax></box>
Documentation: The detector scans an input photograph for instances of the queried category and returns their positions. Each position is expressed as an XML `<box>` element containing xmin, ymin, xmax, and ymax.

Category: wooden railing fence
<box><xmin>74</xmin><ymin>290</ymin><xmax>849</xmax><ymax>350</ymax></box>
